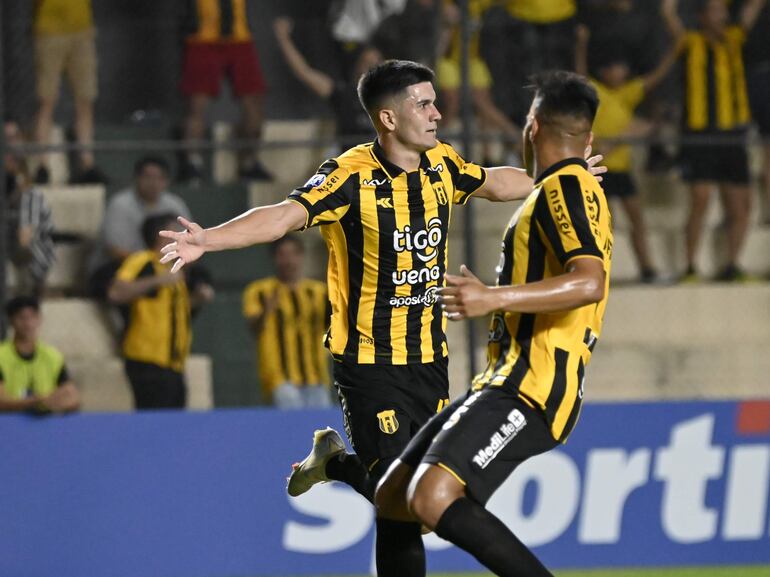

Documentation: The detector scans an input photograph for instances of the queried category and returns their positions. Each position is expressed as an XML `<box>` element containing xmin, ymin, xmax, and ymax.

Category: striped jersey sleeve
<box><xmin>439</xmin><ymin>142</ymin><xmax>487</xmax><ymax>205</ymax></box>
<box><xmin>288</xmin><ymin>159</ymin><xmax>357</xmax><ymax>229</ymax></box>
<box><xmin>535</xmin><ymin>173</ymin><xmax>604</xmax><ymax>267</ymax></box>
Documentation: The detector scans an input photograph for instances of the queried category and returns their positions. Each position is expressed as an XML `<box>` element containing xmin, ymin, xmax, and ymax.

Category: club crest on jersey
<box><xmin>432</xmin><ymin>182</ymin><xmax>448</xmax><ymax>205</ymax></box>
<box><xmin>377</xmin><ymin>409</ymin><xmax>399</xmax><ymax>434</ymax></box>
<box><xmin>304</xmin><ymin>173</ymin><xmax>326</xmax><ymax>188</ymax></box>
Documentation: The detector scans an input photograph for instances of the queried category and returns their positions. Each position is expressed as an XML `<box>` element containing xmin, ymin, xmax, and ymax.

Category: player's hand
<box><xmin>159</xmin><ymin>216</ymin><xmax>207</xmax><ymax>273</ymax></box>
<box><xmin>585</xmin><ymin>145</ymin><xmax>607</xmax><ymax>182</ymax></box>
<box><xmin>273</xmin><ymin>16</ymin><xmax>294</xmax><ymax>38</ymax></box>
<box><xmin>439</xmin><ymin>265</ymin><xmax>493</xmax><ymax>321</ymax></box>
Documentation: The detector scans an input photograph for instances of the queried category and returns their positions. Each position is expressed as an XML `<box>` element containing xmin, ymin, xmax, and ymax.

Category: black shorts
<box><xmin>600</xmin><ymin>171</ymin><xmax>636</xmax><ymax>199</ymax></box>
<box><xmin>679</xmin><ymin>130</ymin><xmax>750</xmax><ymax>184</ymax></box>
<box><xmin>401</xmin><ymin>386</ymin><xmax>558</xmax><ymax>505</ymax></box>
<box><xmin>333</xmin><ymin>357</ymin><xmax>449</xmax><ymax>474</ymax></box>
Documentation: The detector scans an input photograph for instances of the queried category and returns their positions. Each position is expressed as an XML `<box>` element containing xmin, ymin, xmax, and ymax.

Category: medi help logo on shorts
<box><xmin>284</xmin><ymin>401</ymin><xmax>770</xmax><ymax>570</ymax></box>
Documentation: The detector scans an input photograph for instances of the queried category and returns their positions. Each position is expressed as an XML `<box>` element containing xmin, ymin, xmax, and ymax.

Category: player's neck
<box><xmin>378</xmin><ymin>135</ymin><xmax>422</xmax><ymax>173</ymax></box>
<box><xmin>533</xmin><ymin>145</ymin><xmax>584</xmax><ymax>180</ymax></box>
<box><xmin>13</xmin><ymin>336</ymin><xmax>36</xmax><ymax>356</ymax></box>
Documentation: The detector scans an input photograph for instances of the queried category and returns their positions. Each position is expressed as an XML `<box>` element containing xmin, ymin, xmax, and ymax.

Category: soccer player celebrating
<box><xmin>158</xmin><ymin>60</ymin><xmax>605</xmax><ymax>576</ymax></box>
<box><xmin>374</xmin><ymin>71</ymin><xmax>612</xmax><ymax>577</ymax></box>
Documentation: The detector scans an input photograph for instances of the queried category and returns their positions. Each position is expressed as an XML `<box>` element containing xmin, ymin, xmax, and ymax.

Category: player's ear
<box><xmin>378</xmin><ymin>108</ymin><xmax>397</xmax><ymax>132</ymax></box>
<box><xmin>529</xmin><ymin>117</ymin><xmax>539</xmax><ymax>140</ymax></box>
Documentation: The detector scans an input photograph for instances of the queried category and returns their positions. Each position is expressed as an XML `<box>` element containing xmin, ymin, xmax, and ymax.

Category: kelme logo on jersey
<box><xmin>377</xmin><ymin>410</ymin><xmax>399</xmax><ymax>434</ymax></box>
<box><xmin>393</xmin><ymin>217</ymin><xmax>443</xmax><ymax>263</ymax></box>
<box><xmin>472</xmin><ymin>409</ymin><xmax>527</xmax><ymax>470</ymax></box>
<box><xmin>389</xmin><ymin>286</ymin><xmax>439</xmax><ymax>308</ymax></box>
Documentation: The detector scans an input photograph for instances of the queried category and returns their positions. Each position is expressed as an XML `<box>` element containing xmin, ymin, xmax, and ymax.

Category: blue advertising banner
<box><xmin>1</xmin><ymin>400</ymin><xmax>769</xmax><ymax>577</ymax></box>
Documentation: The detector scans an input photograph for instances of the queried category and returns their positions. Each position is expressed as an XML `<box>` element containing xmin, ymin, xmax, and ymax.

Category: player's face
<box><xmin>393</xmin><ymin>81</ymin><xmax>442</xmax><ymax>152</ymax></box>
<box><xmin>11</xmin><ymin>307</ymin><xmax>41</xmax><ymax>342</ymax></box>
<box><xmin>699</xmin><ymin>0</ymin><xmax>728</xmax><ymax>32</ymax></box>
<box><xmin>522</xmin><ymin>99</ymin><xmax>539</xmax><ymax>178</ymax></box>
<box><xmin>599</xmin><ymin>62</ymin><xmax>630</xmax><ymax>88</ymax></box>
<box><xmin>274</xmin><ymin>242</ymin><xmax>304</xmax><ymax>281</ymax></box>
<box><xmin>136</xmin><ymin>164</ymin><xmax>169</xmax><ymax>202</ymax></box>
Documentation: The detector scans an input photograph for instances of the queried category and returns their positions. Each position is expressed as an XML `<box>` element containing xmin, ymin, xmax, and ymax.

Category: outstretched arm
<box><xmin>740</xmin><ymin>0</ymin><xmax>767</xmax><ymax>32</ymax></box>
<box><xmin>661</xmin><ymin>0</ymin><xmax>686</xmax><ymax>39</ymax></box>
<box><xmin>274</xmin><ymin>17</ymin><xmax>334</xmax><ymax>99</ymax></box>
<box><xmin>473</xmin><ymin>146</ymin><xmax>607</xmax><ymax>202</ymax></box>
<box><xmin>439</xmin><ymin>258</ymin><xmax>606</xmax><ymax>320</ymax></box>
<box><xmin>575</xmin><ymin>24</ymin><xmax>590</xmax><ymax>77</ymax></box>
<box><xmin>642</xmin><ymin>39</ymin><xmax>682</xmax><ymax>93</ymax></box>
<box><xmin>159</xmin><ymin>200</ymin><xmax>308</xmax><ymax>273</ymax></box>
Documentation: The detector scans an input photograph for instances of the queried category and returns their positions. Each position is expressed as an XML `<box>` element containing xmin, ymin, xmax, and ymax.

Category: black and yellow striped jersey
<box><xmin>473</xmin><ymin>158</ymin><xmax>612</xmax><ymax>442</ymax></box>
<box><xmin>288</xmin><ymin>139</ymin><xmax>486</xmax><ymax>365</ymax></box>
<box><xmin>681</xmin><ymin>25</ymin><xmax>750</xmax><ymax>132</ymax></box>
<box><xmin>116</xmin><ymin>250</ymin><xmax>191</xmax><ymax>373</ymax></box>
<box><xmin>242</xmin><ymin>277</ymin><xmax>330</xmax><ymax>396</ymax></box>
<box><xmin>184</xmin><ymin>0</ymin><xmax>252</xmax><ymax>43</ymax></box>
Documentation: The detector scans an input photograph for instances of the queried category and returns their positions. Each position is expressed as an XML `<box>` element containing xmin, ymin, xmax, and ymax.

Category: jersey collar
<box><xmin>372</xmin><ymin>138</ymin><xmax>430</xmax><ymax>179</ymax></box>
<box><xmin>534</xmin><ymin>157</ymin><xmax>588</xmax><ymax>185</ymax></box>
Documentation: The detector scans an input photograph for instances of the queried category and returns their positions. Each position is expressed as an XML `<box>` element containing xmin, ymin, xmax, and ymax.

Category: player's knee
<box><xmin>373</xmin><ymin>460</ymin><xmax>409</xmax><ymax>517</ymax></box>
<box><xmin>407</xmin><ymin>464</ymin><xmax>464</xmax><ymax>529</ymax></box>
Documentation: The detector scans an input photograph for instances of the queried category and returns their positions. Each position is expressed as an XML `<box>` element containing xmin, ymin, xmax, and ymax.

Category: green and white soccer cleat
<box><xmin>287</xmin><ymin>427</ymin><xmax>346</xmax><ymax>497</ymax></box>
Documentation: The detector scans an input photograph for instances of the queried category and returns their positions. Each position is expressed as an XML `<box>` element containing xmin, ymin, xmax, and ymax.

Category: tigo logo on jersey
<box><xmin>393</xmin><ymin>217</ymin><xmax>443</xmax><ymax>263</ymax></box>
<box><xmin>377</xmin><ymin>410</ymin><xmax>399</xmax><ymax>434</ymax></box>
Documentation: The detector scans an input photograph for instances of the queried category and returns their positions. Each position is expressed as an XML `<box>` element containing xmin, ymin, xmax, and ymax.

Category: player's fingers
<box><xmin>443</xmin><ymin>310</ymin><xmax>465</xmax><ymax>321</ymax></box>
<box><xmin>159</xmin><ymin>252</ymin><xmax>176</xmax><ymax>264</ymax></box>
<box><xmin>158</xmin><ymin>230</ymin><xmax>179</xmax><ymax>240</ymax></box>
<box><xmin>160</xmin><ymin>241</ymin><xmax>177</xmax><ymax>254</ymax></box>
<box><xmin>586</xmin><ymin>154</ymin><xmax>604</xmax><ymax>168</ymax></box>
<box><xmin>170</xmin><ymin>258</ymin><xmax>186</xmax><ymax>274</ymax></box>
<box><xmin>444</xmin><ymin>274</ymin><xmax>468</xmax><ymax>287</ymax></box>
<box><xmin>584</xmin><ymin>144</ymin><xmax>593</xmax><ymax>160</ymax></box>
<box><xmin>177</xmin><ymin>216</ymin><xmax>194</xmax><ymax>230</ymax></box>
<box><xmin>459</xmin><ymin>264</ymin><xmax>480</xmax><ymax>281</ymax></box>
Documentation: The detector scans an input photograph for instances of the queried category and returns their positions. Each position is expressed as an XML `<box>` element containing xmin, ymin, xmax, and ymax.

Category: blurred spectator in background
<box><xmin>575</xmin><ymin>24</ymin><xmax>680</xmax><ymax>283</ymax></box>
<box><xmin>88</xmin><ymin>156</ymin><xmax>190</xmax><ymax>300</ymax></box>
<box><xmin>178</xmin><ymin>0</ymin><xmax>272</xmax><ymax>184</ymax></box>
<box><xmin>329</xmin><ymin>0</ymin><xmax>407</xmax><ymax>75</ymax></box>
<box><xmin>662</xmin><ymin>0</ymin><xmax>766</xmax><ymax>282</ymax></box>
<box><xmin>273</xmin><ymin>16</ymin><xmax>380</xmax><ymax>150</ymax></box>
<box><xmin>372</xmin><ymin>0</ymin><xmax>442</xmax><ymax>65</ymax></box>
<box><xmin>437</xmin><ymin>0</ymin><xmax>520</xmax><ymax>165</ymax></box>
<box><xmin>741</xmin><ymin>0</ymin><xmax>770</xmax><ymax>224</ymax></box>
<box><xmin>4</xmin><ymin>122</ymin><xmax>55</xmax><ymax>297</ymax></box>
<box><xmin>0</xmin><ymin>296</ymin><xmax>80</xmax><ymax>414</ymax></box>
<box><xmin>32</xmin><ymin>0</ymin><xmax>106</xmax><ymax>185</ymax></box>
<box><xmin>107</xmin><ymin>214</ymin><xmax>214</xmax><ymax>410</ymax></box>
<box><xmin>480</xmin><ymin>0</ymin><xmax>577</xmax><ymax>124</ymax></box>
<box><xmin>242</xmin><ymin>235</ymin><xmax>331</xmax><ymax>409</ymax></box>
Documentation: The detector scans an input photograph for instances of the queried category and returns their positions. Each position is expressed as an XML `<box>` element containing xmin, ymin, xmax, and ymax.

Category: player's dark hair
<box><xmin>529</xmin><ymin>70</ymin><xmax>599</xmax><ymax>125</ymax></box>
<box><xmin>270</xmin><ymin>234</ymin><xmax>305</xmax><ymax>257</ymax></box>
<box><xmin>357</xmin><ymin>59</ymin><xmax>434</xmax><ymax>115</ymax></box>
<box><xmin>142</xmin><ymin>212</ymin><xmax>177</xmax><ymax>248</ymax></box>
<box><xmin>6</xmin><ymin>295</ymin><xmax>39</xmax><ymax>318</ymax></box>
<box><xmin>134</xmin><ymin>155</ymin><xmax>170</xmax><ymax>177</ymax></box>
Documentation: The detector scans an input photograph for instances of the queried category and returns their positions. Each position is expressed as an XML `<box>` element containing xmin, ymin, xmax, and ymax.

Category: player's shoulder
<box><xmin>301</xmin><ymin>278</ymin><xmax>327</xmax><ymax>293</ymax></box>
<box><xmin>334</xmin><ymin>141</ymin><xmax>378</xmax><ymax>172</ymax></box>
<box><xmin>537</xmin><ymin>159</ymin><xmax>603</xmax><ymax>203</ymax></box>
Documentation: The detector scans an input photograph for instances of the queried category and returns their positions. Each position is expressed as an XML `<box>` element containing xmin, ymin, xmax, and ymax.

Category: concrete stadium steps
<box><xmin>446</xmin><ymin>284</ymin><xmax>770</xmax><ymax>400</ymax></box>
<box><xmin>39</xmin><ymin>184</ymin><xmax>106</xmax><ymax>238</ymax></box>
<box><xmin>213</xmin><ymin>120</ymin><xmax>331</xmax><ymax>185</ymax></box>
<box><xmin>38</xmin><ymin>298</ymin><xmax>213</xmax><ymax>411</ymax></box>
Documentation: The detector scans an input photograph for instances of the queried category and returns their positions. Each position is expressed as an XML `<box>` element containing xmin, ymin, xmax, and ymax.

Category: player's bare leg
<box><xmin>718</xmin><ymin>183</ymin><xmax>751</xmax><ymax>280</ymax></box>
<box><xmin>374</xmin><ymin>460</ymin><xmax>426</xmax><ymax>577</ymax></box>
<box><xmin>684</xmin><ymin>181</ymin><xmax>713</xmax><ymax>278</ymax></box>
<box><xmin>408</xmin><ymin>463</ymin><xmax>553</xmax><ymax>577</ymax></box>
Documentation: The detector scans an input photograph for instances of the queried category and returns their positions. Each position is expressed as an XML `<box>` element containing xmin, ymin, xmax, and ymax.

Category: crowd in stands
<box><xmin>1</xmin><ymin>0</ymin><xmax>769</xmax><ymax>413</ymax></box>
